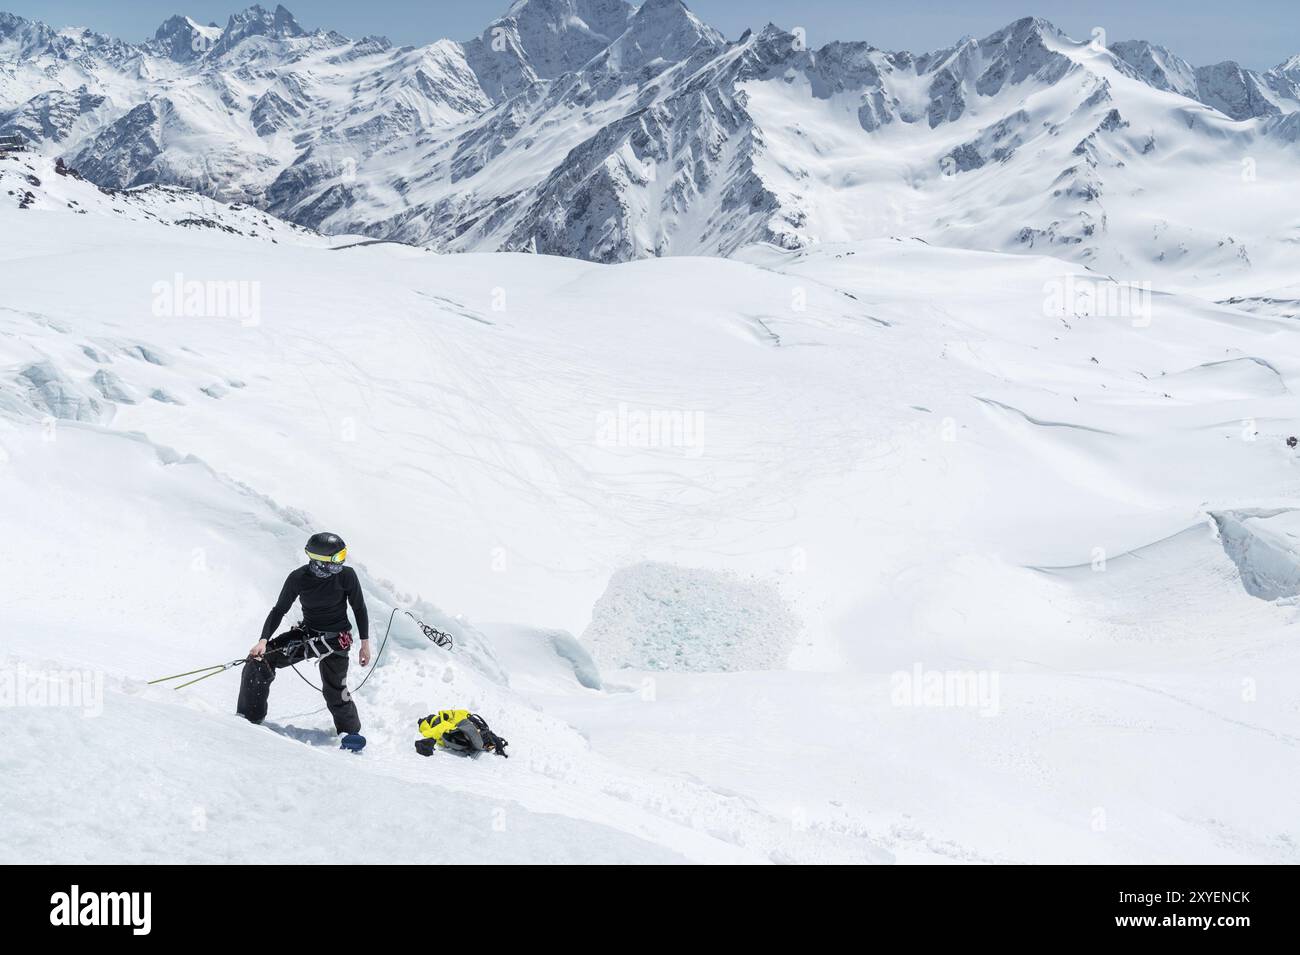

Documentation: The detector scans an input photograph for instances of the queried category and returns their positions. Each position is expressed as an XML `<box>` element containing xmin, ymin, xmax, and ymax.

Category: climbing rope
<box><xmin>148</xmin><ymin>608</ymin><xmax>455</xmax><ymax>696</ymax></box>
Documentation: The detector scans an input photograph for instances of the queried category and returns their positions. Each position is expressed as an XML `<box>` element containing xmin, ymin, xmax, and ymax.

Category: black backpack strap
<box><xmin>465</xmin><ymin>713</ymin><xmax>507</xmax><ymax>756</ymax></box>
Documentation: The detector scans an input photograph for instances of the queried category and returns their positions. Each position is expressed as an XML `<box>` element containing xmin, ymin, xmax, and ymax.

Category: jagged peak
<box><xmin>1199</xmin><ymin>59</ymin><xmax>1248</xmax><ymax>73</ymax></box>
<box><xmin>203</xmin><ymin>4</ymin><xmax>318</xmax><ymax>58</ymax></box>
<box><xmin>911</xmin><ymin>17</ymin><xmax>1060</xmax><ymax>76</ymax></box>
<box><xmin>0</xmin><ymin>13</ymin><xmax>134</xmax><ymax>61</ymax></box>
<box><xmin>607</xmin><ymin>0</ymin><xmax>724</xmax><ymax>66</ymax></box>
<box><xmin>735</xmin><ymin>22</ymin><xmax>802</xmax><ymax>58</ymax></box>
<box><xmin>469</xmin><ymin>0</ymin><xmax>635</xmax><ymax>83</ymax></box>
<box><xmin>636</xmin><ymin>0</ymin><xmax>693</xmax><ymax>13</ymax></box>
<box><xmin>496</xmin><ymin>0</ymin><xmax>634</xmax><ymax>37</ymax></box>
<box><xmin>631</xmin><ymin>0</ymin><xmax>720</xmax><ymax>33</ymax></box>
<box><xmin>148</xmin><ymin>14</ymin><xmax>224</xmax><ymax>60</ymax></box>
<box><xmin>979</xmin><ymin>15</ymin><xmax>1064</xmax><ymax>47</ymax></box>
<box><xmin>0</xmin><ymin>10</ymin><xmax>39</xmax><ymax>32</ymax></box>
<box><xmin>1110</xmin><ymin>38</ymin><xmax>1172</xmax><ymax>59</ymax></box>
<box><xmin>220</xmin><ymin>5</ymin><xmax>305</xmax><ymax>40</ymax></box>
<box><xmin>754</xmin><ymin>22</ymin><xmax>793</xmax><ymax>42</ymax></box>
<box><xmin>1108</xmin><ymin>38</ymin><xmax>1199</xmax><ymax>94</ymax></box>
<box><xmin>154</xmin><ymin>14</ymin><xmax>208</xmax><ymax>37</ymax></box>
<box><xmin>0</xmin><ymin>10</ymin><xmax>54</xmax><ymax>52</ymax></box>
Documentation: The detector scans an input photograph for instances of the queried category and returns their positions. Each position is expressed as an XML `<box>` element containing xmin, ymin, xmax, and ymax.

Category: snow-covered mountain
<box><xmin>2</xmin><ymin>2</ymin><xmax>1298</xmax><ymax>278</ymax></box>
<box><xmin>1110</xmin><ymin>39</ymin><xmax>1300</xmax><ymax>120</ymax></box>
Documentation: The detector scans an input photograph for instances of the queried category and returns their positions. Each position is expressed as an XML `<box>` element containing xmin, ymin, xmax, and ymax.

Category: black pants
<box><xmin>236</xmin><ymin>629</ymin><xmax>361</xmax><ymax>734</ymax></box>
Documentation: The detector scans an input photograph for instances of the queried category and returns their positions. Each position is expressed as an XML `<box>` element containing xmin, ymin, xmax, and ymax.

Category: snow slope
<box><xmin>2</xmin><ymin>161</ymin><xmax>1298</xmax><ymax>863</ymax></box>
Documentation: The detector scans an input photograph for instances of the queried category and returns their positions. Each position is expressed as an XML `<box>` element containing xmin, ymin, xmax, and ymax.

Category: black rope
<box><xmin>288</xmin><ymin>659</ymin><xmax>323</xmax><ymax>692</ymax></box>
<box><xmin>383</xmin><ymin>607</ymin><xmax>455</xmax><ymax>653</ymax></box>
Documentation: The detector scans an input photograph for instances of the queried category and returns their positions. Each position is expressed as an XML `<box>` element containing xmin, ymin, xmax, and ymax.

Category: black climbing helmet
<box><xmin>305</xmin><ymin>532</ymin><xmax>347</xmax><ymax>575</ymax></box>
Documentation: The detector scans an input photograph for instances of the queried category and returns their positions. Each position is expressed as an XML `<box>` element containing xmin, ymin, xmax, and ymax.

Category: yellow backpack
<box><xmin>418</xmin><ymin>709</ymin><xmax>472</xmax><ymax>745</ymax></box>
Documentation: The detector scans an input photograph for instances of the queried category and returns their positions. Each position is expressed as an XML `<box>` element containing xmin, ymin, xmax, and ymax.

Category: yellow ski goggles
<box><xmin>306</xmin><ymin>546</ymin><xmax>347</xmax><ymax>564</ymax></box>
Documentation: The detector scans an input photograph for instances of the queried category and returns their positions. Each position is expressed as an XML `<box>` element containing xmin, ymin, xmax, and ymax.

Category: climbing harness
<box><xmin>147</xmin><ymin>608</ymin><xmax>454</xmax><ymax>694</ymax></box>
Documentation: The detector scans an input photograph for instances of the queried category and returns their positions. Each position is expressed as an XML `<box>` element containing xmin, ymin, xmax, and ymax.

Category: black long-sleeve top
<box><xmin>261</xmin><ymin>564</ymin><xmax>370</xmax><ymax>642</ymax></box>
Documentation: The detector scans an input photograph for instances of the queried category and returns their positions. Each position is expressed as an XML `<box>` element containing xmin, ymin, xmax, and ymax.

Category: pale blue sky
<box><xmin>5</xmin><ymin>0</ymin><xmax>1298</xmax><ymax>69</ymax></box>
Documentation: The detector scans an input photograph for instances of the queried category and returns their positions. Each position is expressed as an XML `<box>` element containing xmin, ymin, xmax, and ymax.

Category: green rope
<box><xmin>147</xmin><ymin>659</ymin><xmax>244</xmax><ymax>687</ymax></box>
<box><xmin>172</xmin><ymin>663</ymin><xmax>245</xmax><ymax>690</ymax></box>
